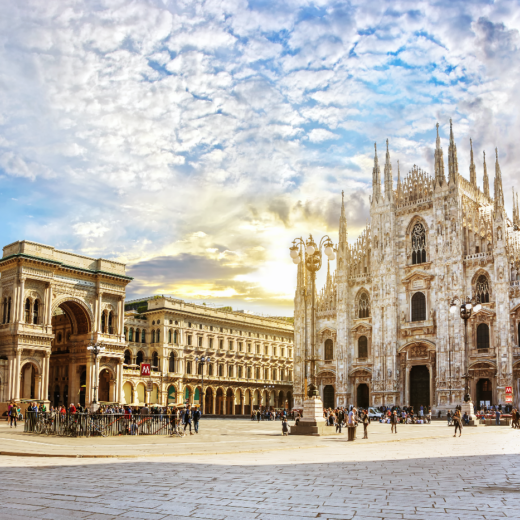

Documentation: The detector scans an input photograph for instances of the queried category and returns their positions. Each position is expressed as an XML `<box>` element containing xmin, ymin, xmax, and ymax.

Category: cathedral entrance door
<box><xmin>323</xmin><ymin>385</ymin><xmax>334</xmax><ymax>409</ymax></box>
<box><xmin>476</xmin><ymin>379</ymin><xmax>492</xmax><ymax>407</ymax></box>
<box><xmin>357</xmin><ymin>384</ymin><xmax>369</xmax><ymax>409</ymax></box>
<box><xmin>410</xmin><ymin>365</ymin><xmax>430</xmax><ymax>412</ymax></box>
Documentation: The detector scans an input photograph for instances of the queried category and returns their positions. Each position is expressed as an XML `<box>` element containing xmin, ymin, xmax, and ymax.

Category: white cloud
<box><xmin>307</xmin><ymin>128</ymin><xmax>340</xmax><ymax>143</ymax></box>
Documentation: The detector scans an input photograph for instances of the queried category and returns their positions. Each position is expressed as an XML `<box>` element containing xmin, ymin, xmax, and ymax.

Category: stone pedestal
<box><xmin>290</xmin><ymin>396</ymin><xmax>339</xmax><ymax>436</ymax></box>
<box><xmin>460</xmin><ymin>401</ymin><xmax>480</xmax><ymax>426</ymax></box>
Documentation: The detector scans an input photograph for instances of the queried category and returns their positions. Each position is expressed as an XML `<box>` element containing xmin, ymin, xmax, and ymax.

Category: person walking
<box><xmin>336</xmin><ymin>409</ymin><xmax>344</xmax><ymax>433</ymax></box>
<box><xmin>282</xmin><ymin>417</ymin><xmax>289</xmax><ymax>436</ymax></box>
<box><xmin>453</xmin><ymin>410</ymin><xmax>462</xmax><ymax>437</ymax></box>
<box><xmin>8</xmin><ymin>405</ymin><xmax>17</xmax><ymax>428</ymax></box>
<box><xmin>447</xmin><ymin>410</ymin><xmax>452</xmax><ymax>426</ymax></box>
<box><xmin>184</xmin><ymin>405</ymin><xmax>194</xmax><ymax>435</ymax></box>
<box><xmin>391</xmin><ymin>410</ymin><xmax>398</xmax><ymax>434</ymax></box>
<box><xmin>362</xmin><ymin>410</ymin><xmax>369</xmax><ymax>439</ymax></box>
<box><xmin>496</xmin><ymin>409</ymin><xmax>501</xmax><ymax>426</ymax></box>
<box><xmin>193</xmin><ymin>406</ymin><xmax>201</xmax><ymax>434</ymax></box>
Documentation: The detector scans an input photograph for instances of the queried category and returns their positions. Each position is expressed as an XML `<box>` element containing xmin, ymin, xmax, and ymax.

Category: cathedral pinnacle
<box><xmin>513</xmin><ymin>187</ymin><xmax>519</xmax><ymax>227</ymax></box>
<box><xmin>384</xmin><ymin>138</ymin><xmax>393</xmax><ymax>202</ymax></box>
<box><xmin>483</xmin><ymin>150</ymin><xmax>490</xmax><ymax>197</ymax></box>
<box><xmin>469</xmin><ymin>138</ymin><xmax>477</xmax><ymax>186</ymax></box>
<box><xmin>372</xmin><ymin>142</ymin><xmax>382</xmax><ymax>203</ymax></box>
<box><xmin>494</xmin><ymin>147</ymin><xmax>505</xmax><ymax>212</ymax></box>
<box><xmin>434</xmin><ymin>122</ymin><xmax>445</xmax><ymax>187</ymax></box>
<box><xmin>448</xmin><ymin>118</ymin><xmax>459</xmax><ymax>185</ymax></box>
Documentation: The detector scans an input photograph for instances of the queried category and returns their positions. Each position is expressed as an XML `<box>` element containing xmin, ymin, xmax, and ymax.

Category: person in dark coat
<box><xmin>183</xmin><ymin>405</ymin><xmax>194</xmax><ymax>435</ymax></box>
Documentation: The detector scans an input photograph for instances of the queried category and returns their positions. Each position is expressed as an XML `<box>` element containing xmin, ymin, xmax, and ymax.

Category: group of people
<box><xmin>251</xmin><ymin>409</ymin><xmax>289</xmax><ymax>422</ymax></box>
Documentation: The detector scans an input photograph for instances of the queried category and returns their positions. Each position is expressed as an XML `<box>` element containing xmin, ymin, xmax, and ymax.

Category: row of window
<box><xmin>123</xmin><ymin>350</ymin><xmax>292</xmax><ymax>380</ymax></box>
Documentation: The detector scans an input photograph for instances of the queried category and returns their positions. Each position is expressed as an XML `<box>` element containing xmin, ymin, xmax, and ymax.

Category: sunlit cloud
<box><xmin>1</xmin><ymin>1</ymin><xmax>520</xmax><ymax>315</ymax></box>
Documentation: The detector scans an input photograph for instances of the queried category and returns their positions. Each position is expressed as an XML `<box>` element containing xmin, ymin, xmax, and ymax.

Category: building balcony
<box><xmin>400</xmin><ymin>319</ymin><xmax>435</xmax><ymax>338</ymax></box>
<box><xmin>464</xmin><ymin>252</ymin><xmax>493</xmax><ymax>266</ymax></box>
<box><xmin>353</xmin><ymin>357</ymin><xmax>372</xmax><ymax>365</ymax></box>
<box><xmin>469</xmin><ymin>348</ymin><xmax>496</xmax><ymax>358</ymax></box>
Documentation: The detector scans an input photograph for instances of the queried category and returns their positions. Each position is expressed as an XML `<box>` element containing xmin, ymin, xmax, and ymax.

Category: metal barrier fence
<box><xmin>24</xmin><ymin>412</ymin><xmax>176</xmax><ymax>437</ymax></box>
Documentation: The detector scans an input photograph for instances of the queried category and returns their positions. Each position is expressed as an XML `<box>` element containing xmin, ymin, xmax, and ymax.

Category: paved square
<box><xmin>0</xmin><ymin>420</ymin><xmax>519</xmax><ymax>519</ymax></box>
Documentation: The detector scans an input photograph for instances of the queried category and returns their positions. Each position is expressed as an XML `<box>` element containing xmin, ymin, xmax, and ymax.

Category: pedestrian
<box><xmin>336</xmin><ymin>409</ymin><xmax>344</xmax><ymax>433</ymax></box>
<box><xmin>193</xmin><ymin>406</ymin><xmax>201</xmax><ymax>434</ymax></box>
<box><xmin>391</xmin><ymin>410</ymin><xmax>398</xmax><ymax>434</ymax></box>
<box><xmin>453</xmin><ymin>410</ymin><xmax>462</xmax><ymax>437</ymax></box>
<box><xmin>184</xmin><ymin>405</ymin><xmax>193</xmax><ymax>435</ymax></box>
<box><xmin>447</xmin><ymin>410</ymin><xmax>452</xmax><ymax>426</ymax></box>
<box><xmin>282</xmin><ymin>417</ymin><xmax>289</xmax><ymax>436</ymax></box>
<box><xmin>256</xmin><ymin>410</ymin><xmax>260</xmax><ymax>422</ymax></box>
<box><xmin>362</xmin><ymin>410</ymin><xmax>369</xmax><ymax>439</ymax></box>
<box><xmin>496</xmin><ymin>409</ymin><xmax>501</xmax><ymax>426</ymax></box>
<box><xmin>8</xmin><ymin>405</ymin><xmax>17</xmax><ymax>428</ymax></box>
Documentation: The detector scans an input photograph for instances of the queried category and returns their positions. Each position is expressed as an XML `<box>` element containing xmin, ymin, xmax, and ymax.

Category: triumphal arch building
<box><xmin>293</xmin><ymin>121</ymin><xmax>520</xmax><ymax>412</ymax></box>
<box><xmin>0</xmin><ymin>240</ymin><xmax>131</xmax><ymax>409</ymax></box>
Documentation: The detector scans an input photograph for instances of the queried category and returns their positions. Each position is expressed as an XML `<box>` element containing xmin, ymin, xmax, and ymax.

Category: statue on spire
<box><xmin>469</xmin><ymin>138</ymin><xmax>477</xmax><ymax>186</ymax></box>
<box><xmin>448</xmin><ymin>118</ymin><xmax>459</xmax><ymax>185</ymax></box>
<box><xmin>434</xmin><ymin>122</ymin><xmax>446</xmax><ymax>187</ymax></box>
<box><xmin>483</xmin><ymin>150</ymin><xmax>490</xmax><ymax>197</ymax></box>
<box><xmin>494</xmin><ymin>148</ymin><xmax>505</xmax><ymax>212</ymax></box>
<box><xmin>372</xmin><ymin>142</ymin><xmax>382</xmax><ymax>203</ymax></box>
<box><xmin>384</xmin><ymin>138</ymin><xmax>393</xmax><ymax>202</ymax></box>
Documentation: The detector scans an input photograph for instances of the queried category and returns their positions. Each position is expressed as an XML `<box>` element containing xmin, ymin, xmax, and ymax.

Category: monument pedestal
<box><xmin>290</xmin><ymin>395</ymin><xmax>339</xmax><ymax>436</ymax></box>
<box><xmin>460</xmin><ymin>401</ymin><xmax>481</xmax><ymax>426</ymax></box>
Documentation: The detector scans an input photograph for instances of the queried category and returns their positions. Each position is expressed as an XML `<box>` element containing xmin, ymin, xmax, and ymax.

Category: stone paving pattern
<box><xmin>0</xmin><ymin>420</ymin><xmax>519</xmax><ymax>519</ymax></box>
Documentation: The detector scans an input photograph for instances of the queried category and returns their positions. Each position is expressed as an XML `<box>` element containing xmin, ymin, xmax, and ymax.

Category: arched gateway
<box><xmin>0</xmin><ymin>240</ymin><xmax>131</xmax><ymax>411</ymax></box>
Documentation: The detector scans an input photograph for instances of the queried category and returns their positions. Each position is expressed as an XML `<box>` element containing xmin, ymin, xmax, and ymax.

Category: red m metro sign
<box><xmin>140</xmin><ymin>363</ymin><xmax>151</xmax><ymax>376</ymax></box>
<box><xmin>506</xmin><ymin>386</ymin><xmax>513</xmax><ymax>394</ymax></box>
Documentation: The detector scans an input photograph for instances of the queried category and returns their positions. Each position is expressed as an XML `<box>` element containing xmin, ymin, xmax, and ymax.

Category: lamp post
<box><xmin>195</xmin><ymin>356</ymin><xmax>211</xmax><ymax>414</ymax></box>
<box><xmin>449</xmin><ymin>296</ymin><xmax>482</xmax><ymax>408</ymax></box>
<box><xmin>289</xmin><ymin>234</ymin><xmax>336</xmax><ymax>399</ymax></box>
<box><xmin>264</xmin><ymin>384</ymin><xmax>274</xmax><ymax>411</ymax></box>
<box><xmin>87</xmin><ymin>342</ymin><xmax>106</xmax><ymax>410</ymax></box>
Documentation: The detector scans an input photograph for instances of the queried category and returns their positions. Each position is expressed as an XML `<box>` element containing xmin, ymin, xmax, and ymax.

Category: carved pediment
<box><xmin>351</xmin><ymin>321</ymin><xmax>372</xmax><ymax>333</ymax></box>
<box><xmin>402</xmin><ymin>270</ymin><xmax>434</xmax><ymax>290</ymax></box>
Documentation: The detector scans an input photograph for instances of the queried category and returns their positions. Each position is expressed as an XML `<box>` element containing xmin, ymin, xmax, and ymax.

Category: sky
<box><xmin>0</xmin><ymin>0</ymin><xmax>519</xmax><ymax>316</ymax></box>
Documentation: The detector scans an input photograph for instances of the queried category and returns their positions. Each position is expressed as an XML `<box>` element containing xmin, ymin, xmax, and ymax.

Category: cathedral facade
<box><xmin>293</xmin><ymin>121</ymin><xmax>520</xmax><ymax>412</ymax></box>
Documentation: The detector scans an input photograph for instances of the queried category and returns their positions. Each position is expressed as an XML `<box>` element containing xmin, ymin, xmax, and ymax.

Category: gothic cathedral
<box><xmin>293</xmin><ymin>121</ymin><xmax>520</xmax><ymax>412</ymax></box>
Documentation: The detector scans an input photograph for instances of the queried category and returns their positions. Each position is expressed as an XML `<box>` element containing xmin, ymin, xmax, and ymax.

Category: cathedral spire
<box><xmin>494</xmin><ymin>148</ymin><xmax>505</xmax><ymax>212</ymax></box>
<box><xmin>448</xmin><ymin>119</ymin><xmax>459</xmax><ymax>185</ymax></box>
<box><xmin>469</xmin><ymin>138</ymin><xmax>477</xmax><ymax>186</ymax></box>
<box><xmin>397</xmin><ymin>159</ymin><xmax>401</xmax><ymax>195</ymax></box>
<box><xmin>434</xmin><ymin>122</ymin><xmax>445</xmax><ymax>187</ymax></box>
<box><xmin>516</xmin><ymin>191</ymin><xmax>520</xmax><ymax>227</ymax></box>
<box><xmin>513</xmin><ymin>187</ymin><xmax>519</xmax><ymax>227</ymax></box>
<box><xmin>372</xmin><ymin>143</ymin><xmax>382</xmax><ymax>203</ymax></box>
<box><xmin>384</xmin><ymin>139</ymin><xmax>393</xmax><ymax>202</ymax></box>
<box><xmin>483</xmin><ymin>151</ymin><xmax>490</xmax><ymax>197</ymax></box>
<box><xmin>339</xmin><ymin>190</ymin><xmax>347</xmax><ymax>245</ymax></box>
<box><xmin>296</xmin><ymin>243</ymin><xmax>305</xmax><ymax>289</ymax></box>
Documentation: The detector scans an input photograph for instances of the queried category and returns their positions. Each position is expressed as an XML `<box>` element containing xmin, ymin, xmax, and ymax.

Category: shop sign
<box><xmin>141</xmin><ymin>363</ymin><xmax>151</xmax><ymax>376</ymax></box>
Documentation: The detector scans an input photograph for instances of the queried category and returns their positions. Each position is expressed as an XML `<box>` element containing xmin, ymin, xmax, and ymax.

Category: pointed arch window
<box><xmin>124</xmin><ymin>349</ymin><xmax>131</xmax><ymax>365</ymax></box>
<box><xmin>475</xmin><ymin>275</ymin><xmax>490</xmax><ymax>303</ymax></box>
<box><xmin>7</xmin><ymin>297</ymin><xmax>11</xmax><ymax>323</ymax></box>
<box><xmin>358</xmin><ymin>292</ymin><xmax>370</xmax><ymax>318</ymax></box>
<box><xmin>168</xmin><ymin>329</ymin><xmax>172</xmax><ymax>343</ymax></box>
<box><xmin>33</xmin><ymin>299</ymin><xmax>39</xmax><ymax>325</ymax></box>
<box><xmin>129</xmin><ymin>328</ymin><xmax>134</xmax><ymax>342</ymax></box>
<box><xmin>358</xmin><ymin>336</ymin><xmax>368</xmax><ymax>358</ymax></box>
<box><xmin>169</xmin><ymin>352</ymin><xmax>175</xmax><ymax>373</ymax></box>
<box><xmin>24</xmin><ymin>299</ymin><xmax>31</xmax><ymax>323</ymax></box>
<box><xmin>136</xmin><ymin>351</ymin><xmax>144</xmax><ymax>366</ymax></box>
<box><xmin>156</xmin><ymin>329</ymin><xmax>160</xmax><ymax>343</ymax></box>
<box><xmin>477</xmin><ymin>324</ymin><xmax>490</xmax><ymax>349</ymax></box>
<box><xmin>324</xmin><ymin>339</ymin><xmax>334</xmax><ymax>360</ymax></box>
<box><xmin>141</xmin><ymin>330</ymin><xmax>146</xmax><ymax>343</ymax></box>
<box><xmin>411</xmin><ymin>223</ymin><xmax>427</xmax><ymax>264</ymax></box>
<box><xmin>152</xmin><ymin>351</ymin><xmax>159</xmax><ymax>370</ymax></box>
<box><xmin>411</xmin><ymin>292</ymin><xmax>426</xmax><ymax>321</ymax></box>
<box><xmin>2</xmin><ymin>298</ymin><xmax>7</xmax><ymax>324</ymax></box>
<box><xmin>108</xmin><ymin>311</ymin><xmax>114</xmax><ymax>334</ymax></box>
<box><xmin>101</xmin><ymin>312</ymin><xmax>106</xmax><ymax>333</ymax></box>
<box><xmin>151</xmin><ymin>330</ymin><xmax>156</xmax><ymax>343</ymax></box>
<box><xmin>174</xmin><ymin>330</ymin><xmax>178</xmax><ymax>343</ymax></box>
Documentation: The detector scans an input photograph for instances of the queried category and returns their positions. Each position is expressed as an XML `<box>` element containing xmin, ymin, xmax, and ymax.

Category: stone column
<box><xmin>96</xmin><ymin>291</ymin><xmax>103</xmax><ymax>333</ymax></box>
<box><xmin>133</xmin><ymin>386</ymin><xmax>138</xmax><ymax>405</ymax></box>
<box><xmin>8</xmin><ymin>357</ymin><xmax>14</xmax><ymax>400</ymax></box>
<box><xmin>117</xmin><ymin>360</ymin><xmax>123</xmax><ymax>403</ymax></box>
<box><xmin>429</xmin><ymin>365</ymin><xmax>434</xmax><ymax>407</ymax></box>
<box><xmin>117</xmin><ymin>297</ymin><xmax>123</xmax><ymax>335</ymax></box>
<box><xmin>213</xmin><ymin>393</ymin><xmax>217</xmax><ymax>415</ymax></box>
<box><xmin>35</xmin><ymin>374</ymin><xmax>42</xmax><ymax>400</ymax></box>
<box><xmin>44</xmin><ymin>283</ymin><xmax>52</xmax><ymax>325</ymax></box>
<box><xmin>19</xmin><ymin>277</ymin><xmax>26</xmax><ymax>323</ymax></box>
<box><xmin>14</xmin><ymin>349</ymin><xmax>21</xmax><ymax>400</ymax></box>
<box><xmin>109</xmin><ymin>379</ymin><xmax>116</xmax><ymax>402</ymax></box>
<box><xmin>405</xmin><ymin>366</ymin><xmax>411</xmax><ymax>406</ymax></box>
<box><xmin>42</xmin><ymin>353</ymin><xmax>50</xmax><ymax>402</ymax></box>
<box><xmin>241</xmin><ymin>392</ymin><xmax>245</xmax><ymax>415</ymax></box>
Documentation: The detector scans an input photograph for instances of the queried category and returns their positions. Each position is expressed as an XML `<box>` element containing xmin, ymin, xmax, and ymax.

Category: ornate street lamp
<box><xmin>449</xmin><ymin>296</ymin><xmax>482</xmax><ymax>405</ymax></box>
<box><xmin>289</xmin><ymin>234</ymin><xmax>336</xmax><ymax>398</ymax></box>
<box><xmin>87</xmin><ymin>342</ymin><xmax>106</xmax><ymax>409</ymax></box>
<box><xmin>195</xmin><ymin>356</ymin><xmax>211</xmax><ymax>414</ymax></box>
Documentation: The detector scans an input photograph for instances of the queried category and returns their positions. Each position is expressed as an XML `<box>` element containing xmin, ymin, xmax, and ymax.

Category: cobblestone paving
<box><xmin>1</xmin><ymin>424</ymin><xmax>519</xmax><ymax>519</ymax></box>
